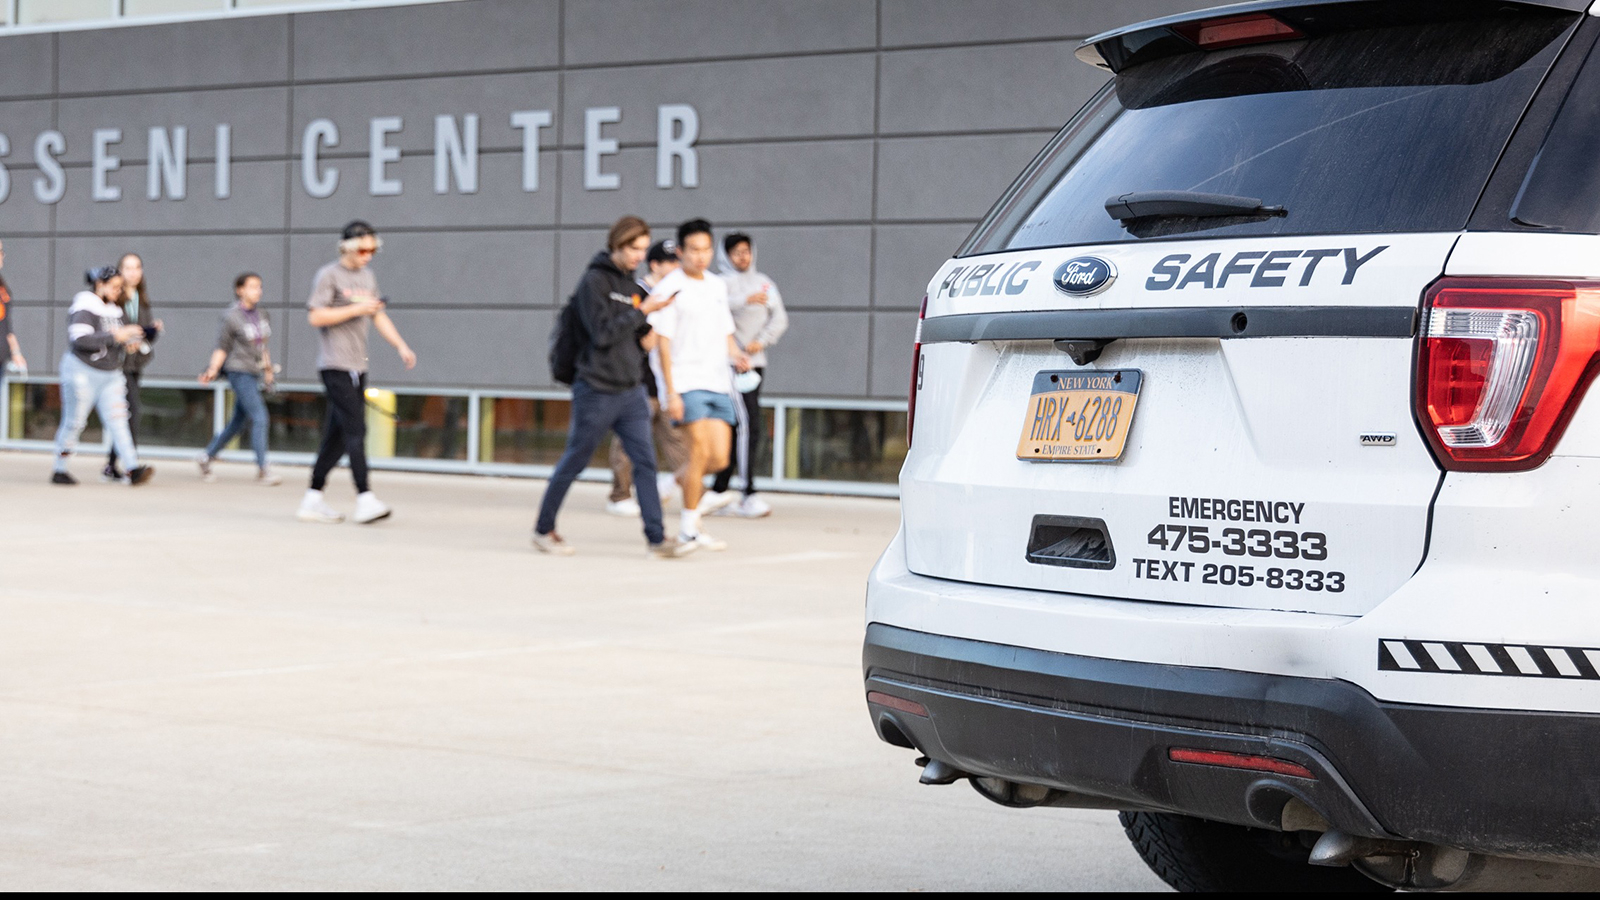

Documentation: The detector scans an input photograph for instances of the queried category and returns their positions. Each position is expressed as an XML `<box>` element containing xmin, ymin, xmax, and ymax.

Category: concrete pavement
<box><xmin>0</xmin><ymin>450</ymin><xmax>1166</xmax><ymax>890</ymax></box>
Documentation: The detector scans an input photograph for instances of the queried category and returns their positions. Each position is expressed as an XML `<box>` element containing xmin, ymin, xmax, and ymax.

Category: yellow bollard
<box><xmin>785</xmin><ymin>407</ymin><xmax>801</xmax><ymax>479</ymax></box>
<box><xmin>7</xmin><ymin>381</ymin><xmax>23</xmax><ymax>440</ymax></box>
<box><xmin>477</xmin><ymin>396</ymin><xmax>496</xmax><ymax>463</ymax></box>
<box><xmin>365</xmin><ymin>388</ymin><xmax>396</xmax><ymax>458</ymax></box>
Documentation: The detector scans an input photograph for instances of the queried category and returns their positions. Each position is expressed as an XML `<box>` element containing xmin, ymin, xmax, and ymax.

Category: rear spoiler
<box><xmin>1075</xmin><ymin>0</ymin><xmax>1591</xmax><ymax>72</ymax></box>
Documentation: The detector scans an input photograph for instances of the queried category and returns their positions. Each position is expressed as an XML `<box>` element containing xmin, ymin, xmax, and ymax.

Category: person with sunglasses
<box><xmin>297</xmin><ymin>220</ymin><xmax>416</xmax><ymax>525</ymax></box>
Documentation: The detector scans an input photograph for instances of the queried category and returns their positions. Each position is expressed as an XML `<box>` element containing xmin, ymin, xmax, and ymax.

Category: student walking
<box><xmin>106</xmin><ymin>253</ymin><xmax>160</xmax><ymax>482</ymax></box>
<box><xmin>648</xmin><ymin>219</ymin><xmax>751</xmax><ymax>550</ymax></box>
<box><xmin>707</xmin><ymin>231</ymin><xmax>787</xmax><ymax>518</ymax></box>
<box><xmin>297</xmin><ymin>220</ymin><xmax>417</xmax><ymax>525</ymax></box>
<box><xmin>533</xmin><ymin>216</ymin><xmax>691</xmax><ymax>558</ymax></box>
<box><xmin>607</xmin><ymin>239</ymin><xmax>689</xmax><ymax>516</ymax></box>
<box><xmin>0</xmin><ymin>240</ymin><xmax>28</xmax><ymax>377</ymax></box>
<box><xmin>51</xmin><ymin>266</ymin><xmax>153</xmax><ymax>486</ymax></box>
<box><xmin>197</xmin><ymin>272</ymin><xmax>281</xmax><ymax>486</ymax></box>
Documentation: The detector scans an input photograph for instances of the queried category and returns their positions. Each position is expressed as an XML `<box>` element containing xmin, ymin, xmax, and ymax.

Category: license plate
<box><xmin>1016</xmin><ymin>369</ymin><xmax>1142</xmax><ymax>461</ymax></box>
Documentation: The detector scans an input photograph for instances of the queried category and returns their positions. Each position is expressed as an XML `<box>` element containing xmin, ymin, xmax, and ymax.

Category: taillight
<box><xmin>1416</xmin><ymin>278</ymin><xmax>1600</xmax><ymax>471</ymax></box>
<box><xmin>907</xmin><ymin>295</ymin><xmax>927</xmax><ymax>447</ymax></box>
<box><xmin>1175</xmin><ymin>13</ymin><xmax>1303</xmax><ymax>50</ymax></box>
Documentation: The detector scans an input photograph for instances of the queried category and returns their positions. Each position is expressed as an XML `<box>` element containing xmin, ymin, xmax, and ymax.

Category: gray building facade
<box><xmin>0</xmin><ymin>0</ymin><xmax>1207</xmax><ymax>488</ymax></box>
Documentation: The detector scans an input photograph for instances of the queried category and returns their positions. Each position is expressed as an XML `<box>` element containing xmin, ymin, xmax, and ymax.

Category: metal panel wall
<box><xmin>0</xmin><ymin>0</ymin><xmax>1209</xmax><ymax>398</ymax></box>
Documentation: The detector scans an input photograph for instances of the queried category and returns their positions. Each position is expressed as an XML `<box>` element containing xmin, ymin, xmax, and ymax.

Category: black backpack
<box><xmin>548</xmin><ymin>297</ymin><xmax>585</xmax><ymax>385</ymax></box>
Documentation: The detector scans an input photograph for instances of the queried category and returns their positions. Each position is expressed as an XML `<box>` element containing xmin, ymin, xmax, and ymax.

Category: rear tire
<box><xmin>1119</xmin><ymin>811</ymin><xmax>1393</xmax><ymax>893</ymax></box>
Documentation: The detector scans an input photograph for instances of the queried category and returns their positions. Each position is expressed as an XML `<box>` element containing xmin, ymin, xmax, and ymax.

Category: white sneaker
<box><xmin>196</xmin><ymin>453</ymin><xmax>216</xmax><ymax>483</ymax></box>
<box><xmin>692</xmin><ymin>530</ymin><xmax>728</xmax><ymax>552</ymax></box>
<box><xmin>296</xmin><ymin>489</ymin><xmax>344</xmax><ymax>524</ymax></box>
<box><xmin>647</xmin><ymin>538</ymin><xmax>699</xmax><ymax>559</ymax></box>
<box><xmin>657</xmin><ymin>472</ymin><xmax>681</xmax><ymax>509</ymax></box>
<box><xmin>256</xmin><ymin>469</ymin><xmax>282</xmax><ymax>487</ymax></box>
<box><xmin>532</xmin><ymin>531</ymin><xmax>576</xmax><ymax>555</ymax></box>
<box><xmin>732</xmin><ymin>495</ymin><xmax>772</xmax><ymax>518</ymax></box>
<box><xmin>606</xmin><ymin>497</ymin><xmax>641</xmax><ymax>517</ymax></box>
<box><xmin>696</xmin><ymin>490</ymin><xmax>738</xmax><ymax>515</ymax></box>
<box><xmin>352</xmin><ymin>491</ymin><xmax>392</xmax><ymax>524</ymax></box>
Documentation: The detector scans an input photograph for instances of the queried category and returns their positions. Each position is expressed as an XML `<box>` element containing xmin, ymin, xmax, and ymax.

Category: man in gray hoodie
<box><xmin>707</xmin><ymin>231</ymin><xmax>787</xmax><ymax>518</ymax></box>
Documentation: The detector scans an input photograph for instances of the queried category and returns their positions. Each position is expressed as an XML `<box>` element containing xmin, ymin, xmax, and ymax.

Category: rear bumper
<box><xmin>864</xmin><ymin>623</ymin><xmax>1600</xmax><ymax>864</ymax></box>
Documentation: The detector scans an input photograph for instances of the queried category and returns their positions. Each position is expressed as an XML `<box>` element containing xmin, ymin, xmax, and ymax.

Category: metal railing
<box><xmin>1</xmin><ymin>374</ymin><xmax>904</xmax><ymax>498</ymax></box>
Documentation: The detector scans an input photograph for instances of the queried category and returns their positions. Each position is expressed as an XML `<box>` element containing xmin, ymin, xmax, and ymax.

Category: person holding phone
<box><xmin>51</xmin><ymin>266</ymin><xmax>153</xmax><ymax>486</ymax></box>
<box><xmin>297</xmin><ymin>220</ymin><xmax>416</xmax><ymax>525</ymax></box>
<box><xmin>197</xmin><ymin>272</ymin><xmax>280</xmax><ymax>486</ymax></box>
<box><xmin>532</xmin><ymin>216</ymin><xmax>690</xmax><ymax>558</ymax></box>
<box><xmin>105</xmin><ymin>252</ymin><xmax>161</xmax><ymax>482</ymax></box>
<box><xmin>607</xmin><ymin>238</ymin><xmax>689</xmax><ymax>516</ymax></box>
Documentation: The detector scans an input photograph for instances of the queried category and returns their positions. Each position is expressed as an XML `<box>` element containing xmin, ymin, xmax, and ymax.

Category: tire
<box><xmin>1119</xmin><ymin>811</ymin><xmax>1394</xmax><ymax>893</ymax></box>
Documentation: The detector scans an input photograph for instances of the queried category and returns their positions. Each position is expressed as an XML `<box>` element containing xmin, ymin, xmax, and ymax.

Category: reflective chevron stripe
<box><xmin>1379</xmin><ymin>639</ymin><xmax>1600</xmax><ymax>678</ymax></box>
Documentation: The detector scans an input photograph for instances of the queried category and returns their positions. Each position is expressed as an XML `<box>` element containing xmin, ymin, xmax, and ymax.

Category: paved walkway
<box><xmin>0</xmin><ymin>451</ymin><xmax>1164</xmax><ymax>890</ymax></box>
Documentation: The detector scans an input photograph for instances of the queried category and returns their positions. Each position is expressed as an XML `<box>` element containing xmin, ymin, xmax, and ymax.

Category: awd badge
<box><xmin>1053</xmin><ymin>257</ymin><xmax>1116</xmax><ymax>296</ymax></box>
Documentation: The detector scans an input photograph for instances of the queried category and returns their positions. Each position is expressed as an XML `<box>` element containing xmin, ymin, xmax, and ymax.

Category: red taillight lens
<box><xmin>1168</xmin><ymin>747</ymin><xmax>1314</xmax><ymax>780</ymax></box>
<box><xmin>1176</xmin><ymin>13</ymin><xmax>1304</xmax><ymax>50</ymax></box>
<box><xmin>1416</xmin><ymin>279</ymin><xmax>1600</xmax><ymax>471</ymax></box>
<box><xmin>907</xmin><ymin>295</ymin><xmax>927</xmax><ymax>447</ymax></box>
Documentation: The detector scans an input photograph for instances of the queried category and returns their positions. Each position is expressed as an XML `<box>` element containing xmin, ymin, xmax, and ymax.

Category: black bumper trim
<box><xmin>864</xmin><ymin>624</ymin><xmax>1600</xmax><ymax>863</ymax></box>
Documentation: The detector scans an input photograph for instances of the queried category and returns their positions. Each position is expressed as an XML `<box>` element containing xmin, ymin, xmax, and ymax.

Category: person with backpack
<box><xmin>536</xmin><ymin>215</ymin><xmax>689</xmax><ymax>558</ymax></box>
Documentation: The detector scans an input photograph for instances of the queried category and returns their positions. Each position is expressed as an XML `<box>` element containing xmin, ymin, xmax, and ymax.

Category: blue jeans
<box><xmin>536</xmin><ymin>380</ymin><xmax>664</xmax><ymax>545</ymax></box>
<box><xmin>54</xmin><ymin>354</ymin><xmax>139</xmax><ymax>471</ymax></box>
<box><xmin>204</xmin><ymin>370</ymin><xmax>270</xmax><ymax>468</ymax></box>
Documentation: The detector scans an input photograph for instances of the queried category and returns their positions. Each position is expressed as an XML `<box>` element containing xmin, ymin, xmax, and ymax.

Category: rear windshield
<box><xmin>961</xmin><ymin>12</ymin><xmax>1577</xmax><ymax>256</ymax></box>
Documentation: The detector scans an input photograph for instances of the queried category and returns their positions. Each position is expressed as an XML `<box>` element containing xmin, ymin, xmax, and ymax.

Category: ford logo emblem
<box><xmin>1053</xmin><ymin>257</ymin><xmax>1116</xmax><ymax>296</ymax></box>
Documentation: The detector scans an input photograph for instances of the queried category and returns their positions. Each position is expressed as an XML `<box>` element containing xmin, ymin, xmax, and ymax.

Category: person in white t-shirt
<box><xmin>647</xmin><ymin>219</ymin><xmax>751</xmax><ymax>549</ymax></box>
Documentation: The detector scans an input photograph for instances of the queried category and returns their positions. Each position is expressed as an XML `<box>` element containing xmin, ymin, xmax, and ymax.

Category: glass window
<box><xmin>480</xmin><ymin>398</ymin><xmax>607</xmax><ymax>468</ymax></box>
<box><xmin>1511</xmin><ymin>37</ymin><xmax>1600</xmax><ymax>232</ymax></box>
<box><xmin>263</xmin><ymin>390</ymin><xmax>327</xmax><ymax>454</ymax></box>
<box><xmin>964</xmin><ymin>11</ymin><xmax>1576</xmax><ymax>254</ymax></box>
<box><xmin>390</xmin><ymin>394</ymin><xmax>468</xmax><ymax>461</ymax></box>
<box><xmin>749</xmin><ymin>406</ymin><xmax>774</xmax><ymax>482</ymax></box>
<box><xmin>787</xmin><ymin>408</ymin><xmax>907</xmax><ymax>483</ymax></box>
<box><xmin>131</xmin><ymin>386</ymin><xmax>215</xmax><ymax>448</ymax></box>
<box><xmin>9</xmin><ymin>382</ymin><xmax>91</xmax><ymax>442</ymax></box>
<box><xmin>123</xmin><ymin>0</ymin><xmax>222</xmax><ymax>17</ymax></box>
<box><xmin>18</xmin><ymin>0</ymin><xmax>114</xmax><ymax>24</ymax></box>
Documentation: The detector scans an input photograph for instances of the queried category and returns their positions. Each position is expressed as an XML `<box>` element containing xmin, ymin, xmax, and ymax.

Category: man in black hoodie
<box><xmin>533</xmin><ymin>215</ymin><xmax>692</xmax><ymax>558</ymax></box>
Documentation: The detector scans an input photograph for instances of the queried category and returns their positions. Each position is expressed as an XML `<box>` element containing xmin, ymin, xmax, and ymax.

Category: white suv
<box><xmin>865</xmin><ymin>0</ymin><xmax>1600</xmax><ymax>891</ymax></box>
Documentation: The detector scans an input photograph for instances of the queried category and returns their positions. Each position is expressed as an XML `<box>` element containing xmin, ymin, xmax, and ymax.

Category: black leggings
<box><xmin>107</xmin><ymin>370</ymin><xmax>140</xmax><ymax>469</ymax></box>
<box><xmin>311</xmin><ymin>369</ymin><xmax>369</xmax><ymax>493</ymax></box>
<box><xmin>712</xmin><ymin>368</ymin><xmax>763</xmax><ymax>496</ymax></box>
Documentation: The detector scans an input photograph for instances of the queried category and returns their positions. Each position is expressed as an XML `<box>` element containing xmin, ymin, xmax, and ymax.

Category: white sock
<box><xmin>303</xmin><ymin>489</ymin><xmax>323</xmax><ymax>505</ymax></box>
<box><xmin>680</xmin><ymin>509</ymin><xmax>700</xmax><ymax>540</ymax></box>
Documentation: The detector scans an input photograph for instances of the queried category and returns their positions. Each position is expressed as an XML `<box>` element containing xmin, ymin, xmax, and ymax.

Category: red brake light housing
<box><xmin>907</xmin><ymin>295</ymin><xmax>927</xmax><ymax>447</ymax></box>
<box><xmin>1175</xmin><ymin>13</ymin><xmax>1304</xmax><ymax>50</ymax></box>
<box><xmin>1416</xmin><ymin>278</ymin><xmax>1600</xmax><ymax>471</ymax></box>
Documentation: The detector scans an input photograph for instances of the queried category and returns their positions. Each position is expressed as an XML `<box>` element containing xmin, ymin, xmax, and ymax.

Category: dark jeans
<box><xmin>712</xmin><ymin>367</ymin><xmax>763</xmax><ymax>496</ymax></box>
<box><xmin>311</xmin><ymin>369</ymin><xmax>369</xmax><ymax>493</ymax></box>
<box><xmin>536</xmin><ymin>379</ymin><xmax>664</xmax><ymax>545</ymax></box>
<box><xmin>204</xmin><ymin>370</ymin><xmax>271</xmax><ymax>468</ymax></box>
<box><xmin>107</xmin><ymin>370</ymin><xmax>141</xmax><ymax>470</ymax></box>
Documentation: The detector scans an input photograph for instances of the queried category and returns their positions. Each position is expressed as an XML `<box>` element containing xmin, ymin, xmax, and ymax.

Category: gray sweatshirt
<box><xmin>721</xmin><ymin>267</ymin><xmax>788</xmax><ymax>369</ymax></box>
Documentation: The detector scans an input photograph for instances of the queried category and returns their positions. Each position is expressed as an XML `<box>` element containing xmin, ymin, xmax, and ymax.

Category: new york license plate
<box><xmin>1016</xmin><ymin>369</ymin><xmax>1142</xmax><ymax>461</ymax></box>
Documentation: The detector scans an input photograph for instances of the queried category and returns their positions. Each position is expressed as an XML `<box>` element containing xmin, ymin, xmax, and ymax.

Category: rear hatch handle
<box><xmin>1105</xmin><ymin>190</ymin><xmax>1286</xmax><ymax>222</ymax></box>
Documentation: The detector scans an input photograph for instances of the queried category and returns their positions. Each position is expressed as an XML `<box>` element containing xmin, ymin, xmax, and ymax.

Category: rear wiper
<box><xmin>1105</xmin><ymin>190</ymin><xmax>1286</xmax><ymax>222</ymax></box>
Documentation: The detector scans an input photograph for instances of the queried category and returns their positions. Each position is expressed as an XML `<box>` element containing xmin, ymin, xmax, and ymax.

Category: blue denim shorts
<box><xmin>680</xmin><ymin>389</ymin><xmax>737</xmax><ymax>425</ymax></box>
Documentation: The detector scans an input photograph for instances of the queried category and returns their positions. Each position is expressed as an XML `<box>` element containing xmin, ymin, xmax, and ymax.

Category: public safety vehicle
<box><xmin>864</xmin><ymin>0</ymin><xmax>1600</xmax><ymax>890</ymax></box>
